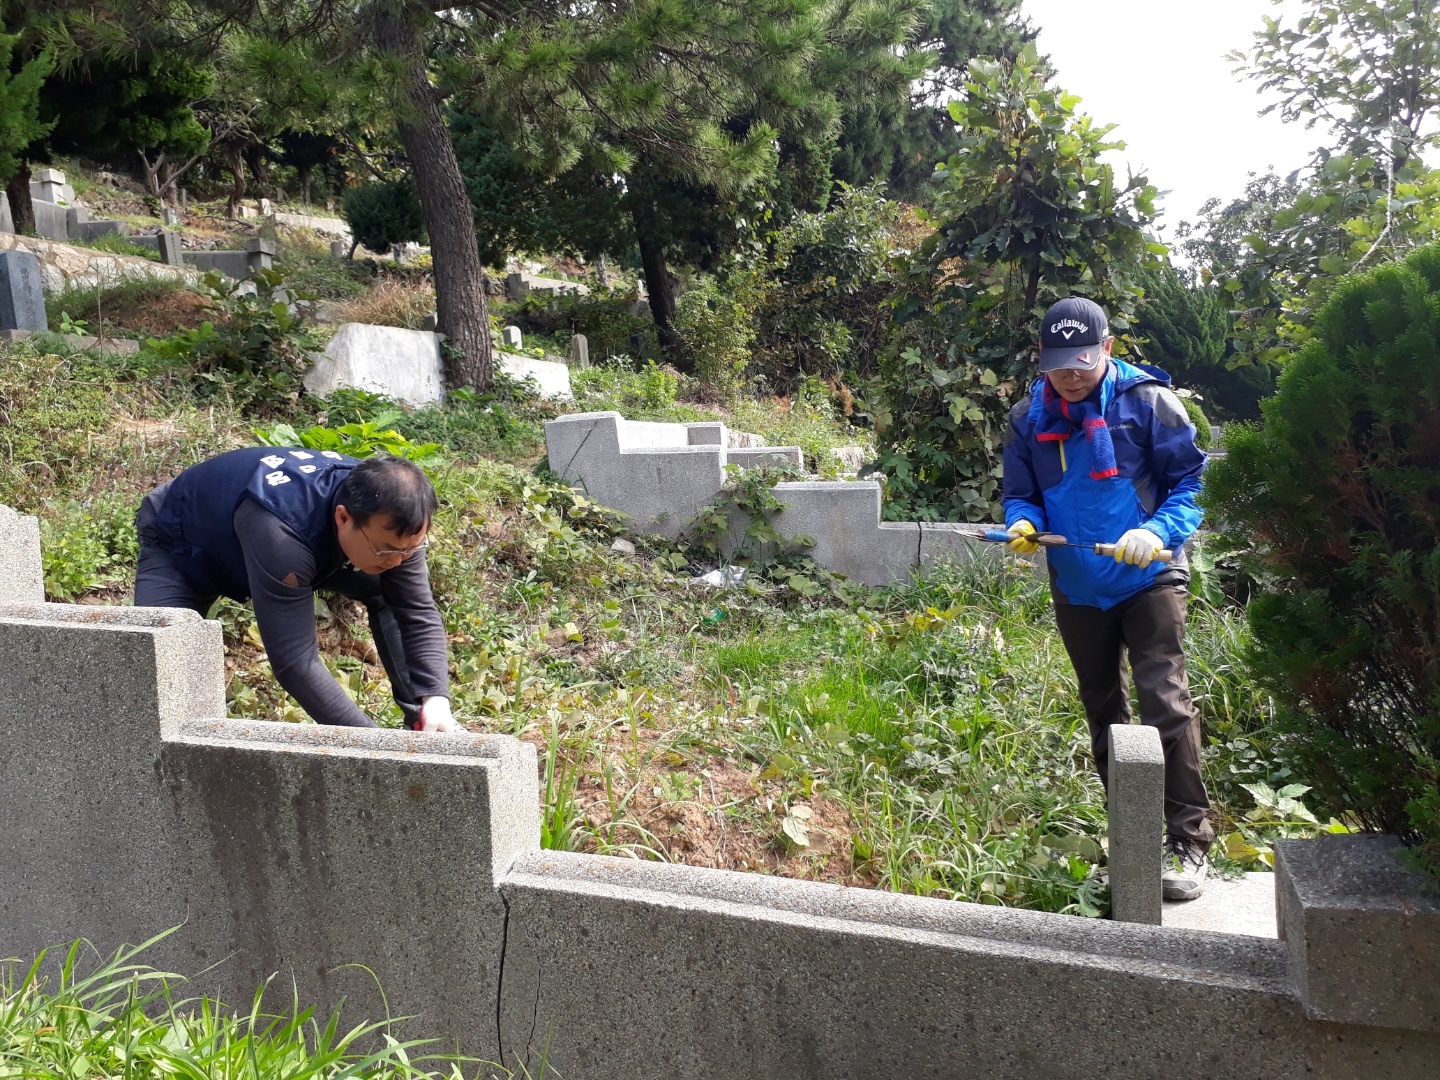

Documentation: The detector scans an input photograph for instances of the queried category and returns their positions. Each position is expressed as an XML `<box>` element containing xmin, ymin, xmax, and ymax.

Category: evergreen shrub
<box><xmin>1203</xmin><ymin>244</ymin><xmax>1440</xmax><ymax>876</ymax></box>
<box><xmin>342</xmin><ymin>179</ymin><xmax>425</xmax><ymax>255</ymax></box>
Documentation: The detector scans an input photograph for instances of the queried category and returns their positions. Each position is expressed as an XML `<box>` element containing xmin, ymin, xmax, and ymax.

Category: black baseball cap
<box><xmin>1038</xmin><ymin>297</ymin><xmax>1110</xmax><ymax>372</ymax></box>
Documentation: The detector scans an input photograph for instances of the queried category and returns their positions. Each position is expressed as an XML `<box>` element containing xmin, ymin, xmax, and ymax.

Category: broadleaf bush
<box><xmin>1203</xmin><ymin>243</ymin><xmax>1440</xmax><ymax>876</ymax></box>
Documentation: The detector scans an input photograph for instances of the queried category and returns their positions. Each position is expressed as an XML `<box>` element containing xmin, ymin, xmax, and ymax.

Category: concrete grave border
<box><xmin>546</xmin><ymin>410</ymin><xmax>1015</xmax><ymax>585</ymax></box>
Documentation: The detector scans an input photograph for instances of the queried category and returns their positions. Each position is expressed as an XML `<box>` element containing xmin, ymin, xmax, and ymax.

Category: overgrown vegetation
<box><xmin>0</xmin><ymin>331</ymin><xmax>1327</xmax><ymax>914</ymax></box>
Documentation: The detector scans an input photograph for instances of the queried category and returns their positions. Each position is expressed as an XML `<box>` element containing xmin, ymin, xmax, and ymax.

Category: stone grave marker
<box><xmin>157</xmin><ymin>229</ymin><xmax>183</xmax><ymax>266</ymax></box>
<box><xmin>506</xmin><ymin>272</ymin><xmax>529</xmax><ymax>301</ymax></box>
<box><xmin>0</xmin><ymin>250</ymin><xmax>47</xmax><ymax>332</ymax></box>
<box><xmin>246</xmin><ymin>238</ymin><xmax>276</xmax><ymax>275</ymax></box>
<box><xmin>330</xmin><ymin>240</ymin><xmax>346</xmax><ymax>259</ymax></box>
<box><xmin>502</xmin><ymin>325</ymin><xmax>523</xmax><ymax>349</ymax></box>
<box><xmin>29</xmin><ymin>168</ymin><xmax>73</xmax><ymax>205</ymax></box>
<box><xmin>0</xmin><ymin>192</ymin><xmax>12</xmax><ymax>234</ymax></box>
<box><xmin>162</xmin><ymin>209</ymin><xmax>181</xmax><ymax>227</ymax></box>
<box><xmin>568</xmin><ymin>333</ymin><xmax>590</xmax><ymax>369</ymax></box>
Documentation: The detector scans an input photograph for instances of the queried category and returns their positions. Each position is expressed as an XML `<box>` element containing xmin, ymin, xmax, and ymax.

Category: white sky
<box><xmin>1020</xmin><ymin>0</ymin><xmax>1325</xmax><ymax>235</ymax></box>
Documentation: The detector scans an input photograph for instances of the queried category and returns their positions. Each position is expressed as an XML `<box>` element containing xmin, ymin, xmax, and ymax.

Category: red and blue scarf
<box><xmin>1036</xmin><ymin>376</ymin><xmax>1118</xmax><ymax>480</ymax></box>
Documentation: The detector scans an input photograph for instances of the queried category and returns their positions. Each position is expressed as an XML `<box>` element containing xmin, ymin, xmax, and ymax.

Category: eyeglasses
<box><xmin>358</xmin><ymin>522</ymin><xmax>428</xmax><ymax>561</ymax></box>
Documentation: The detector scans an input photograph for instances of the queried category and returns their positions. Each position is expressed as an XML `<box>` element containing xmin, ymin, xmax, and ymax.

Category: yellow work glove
<box><xmin>1113</xmin><ymin>528</ymin><xmax>1164</xmax><ymax>568</ymax></box>
<box><xmin>1006</xmin><ymin>520</ymin><xmax>1040</xmax><ymax>555</ymax></box>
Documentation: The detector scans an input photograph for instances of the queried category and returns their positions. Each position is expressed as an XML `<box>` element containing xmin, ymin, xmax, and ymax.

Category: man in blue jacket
<box><xmin>1002</xmin><ymin>296</ymin><xmax>1212</xmax><ymax>900</ymax></box>
<box><xmin>133</xmin><ymin>448</ymin><xmax>456</xmax><ymax>732</ymax></box>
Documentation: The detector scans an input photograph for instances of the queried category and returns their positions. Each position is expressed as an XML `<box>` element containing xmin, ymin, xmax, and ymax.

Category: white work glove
<box><xmin>1113</xmin><ymin>528</ymin><xmax>1164</xmax><ymax>568</ymax></box>
<box><xmin>417</xmin><ymin>696</ymin><xmax>459</xmax><ymax>733</ymax></box>
<box><xmin>1006</xmin><ymin>520</ymin><xmax>1041</xmax><ymax>555</ymax></box>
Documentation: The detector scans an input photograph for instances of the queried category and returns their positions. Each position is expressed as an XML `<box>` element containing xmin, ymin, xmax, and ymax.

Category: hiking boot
<box><xmin>1162</xmin><ymin>837</ymin><xmax>1209</xmax><ymax>901</ymax></box>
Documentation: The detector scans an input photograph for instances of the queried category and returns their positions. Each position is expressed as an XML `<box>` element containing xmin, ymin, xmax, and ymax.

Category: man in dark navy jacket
<box><xmin>134</xmin><ymin>447</ymin><xmax>455</xmax><ymax>732</ymax></box>
<box><xmin>1002</xmin><ymin>297</ymin><xmax>1211</xmax><ymax>900</ymax></box>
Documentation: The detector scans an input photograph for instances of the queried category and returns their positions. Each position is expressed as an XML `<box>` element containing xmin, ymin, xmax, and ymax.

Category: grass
<box><xmin>68</xmin><ymin>230</ymin><xmax>163</xmax><ymax>261</ymax></box>
<box><xmin>0</xmin><ymin>307</ymin><xmax>1330</xmax><ymax>920</ymax></box>
<box><xmin>331</xmin><ymin>279</ymin><xmax>437</xmax><ymax>329</ymax></box>
<box><xmin>44</xmin><ymin>277</ymin><xmax>207</xmax><ymax>339</ymax></box>
<box><xmin>0</xmin><ymin>933</ymin><xmax>546</xmax><ymax>1079</ymax></box>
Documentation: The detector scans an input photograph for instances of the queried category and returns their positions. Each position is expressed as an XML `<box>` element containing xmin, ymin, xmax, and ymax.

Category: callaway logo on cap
<box><xmin>1038</xmin><ymin>297</ymin><xmax>1110</xmax><ymax>372</ymax></box>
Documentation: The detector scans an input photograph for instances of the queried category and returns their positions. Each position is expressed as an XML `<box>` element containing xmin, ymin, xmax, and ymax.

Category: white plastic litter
<box><xmin>689</xmin><ymin>566</ymin><xmax>747</xmax><ymax>588</ymax></box>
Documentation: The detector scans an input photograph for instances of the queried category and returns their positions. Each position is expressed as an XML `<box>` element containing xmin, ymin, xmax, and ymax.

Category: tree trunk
<box><xmin>160</xmin><ymin>162</ymin><xmax>180</xmax><ymax>207</ymax></box>
<box><xmin>299</xmin><ymin>165</ymin><xmax>313</xmax><ymax>205</ymax></box>
<box><xmin>247</xmin><ymin>144</ymin><xmax>270</xmax><ymax>194</ymax></box>
<box><xmin>227</xmin><ymin>144</ymin><xmax>247</xmax><ymax>218</ymax></box>
<box><xmin>7</xmin><ymin>163</ymin><xmax>35</xmax><ymax>235</ymax></box>
<box><xmin>138</xmin><ymin>151</ymin><xmax>166</xmax><ymax>198</ymax></box>
<box><xmin>630</xmin><ymin>194</ymin><xmax>681</xmax><ymax>361</ymax></box>
<box><xmin>375</xmin><ymin>9</ymin><xmax>493</xmax><ymax>391</ymax></box>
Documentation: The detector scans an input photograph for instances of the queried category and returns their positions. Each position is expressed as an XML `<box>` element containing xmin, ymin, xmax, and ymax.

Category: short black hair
<box><xmin>336</xmin><ymin>455</ymin><xmax>438</xmax><ymax>536</ymax></box>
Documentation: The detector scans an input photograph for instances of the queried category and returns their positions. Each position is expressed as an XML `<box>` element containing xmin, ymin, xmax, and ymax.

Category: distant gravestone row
<box><xmin>2</xmin><ymin>169</ymin><xmax>278</xmax><ymax>283</ymax></box>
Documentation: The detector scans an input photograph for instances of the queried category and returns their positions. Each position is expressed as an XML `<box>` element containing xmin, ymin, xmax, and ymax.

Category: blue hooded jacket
<box><xmin>1001</xmin><ymin>358</ymin><xmax>1206</xmax><ymax>609</ymax></box>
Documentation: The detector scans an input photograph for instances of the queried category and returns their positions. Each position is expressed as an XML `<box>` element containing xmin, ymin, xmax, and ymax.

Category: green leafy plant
<box><xmin>256</xmin><ymin>410</ymin><xmax>442</xmax><ymax>462</ymax></box>
<box><xmin>55</xmin><ymin>311</ymin><xmax>89</xmax><ymax>336</ymax></box>
<box><xmin>674</xmin><ymin>270</ymin><xmax>763</xmax><ymax>402</ymax></box>
<box><xmin>142</xmin><ymin>269</ymin><xmax>321</xmax><ymax>410</ymax></box>
<box><xmin>1203</xmin><ymin>242</ymin><xmax>1440</xmax><ymax>877</ymax></box>
<box><xmin>38</xmin><ymin>496</ymin><xmax>139</xmax><ymax>601</ymax></box>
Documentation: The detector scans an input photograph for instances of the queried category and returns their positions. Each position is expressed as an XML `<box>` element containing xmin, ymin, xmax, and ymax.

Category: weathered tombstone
<box><xmin>32</xmin><ymin>202</ymin><xmax>68</xmax><ymax>242</ymax></box>
<box><xmin>506</xmin><ymin>272</ymin><xmax>529</xmax><ymax>301</ymax></box>
<box><xmin>1107</xmin><ymin>723</ymin><xmax>1165</xmax><ymax>925</ymax></box>
<box><xmin>157</xmin><ymin>229</ymin><xmax>183</xmax><ymax>266</ymax></box>
<box><xmin>65</xmin><ymin>206</ymin><xmax>89</xmax><ymax>235</ymax></box>
<box><xmin>180</xmin><ymin>187</ymin><xmax>189</xmax><ymax>208</ymax></box>
<box><xmin>162</xmin><ymin>208</ymin><xmax>181</xmax><ymax>227</ymax></box>
<box><xmin>29</xmin><ymin>168</ymin><xmax>73</xmax><ymax>205</ymax></box>
<box><xmin>77</xmin><ymin>220</ymin><xmax>127</xmax><ymax>243</ymax></box>
<box><xmin>420</xmin><ymin>311</ymin><xmax>438</xmax><ymax>332</ymax></box>
<box><xmin>259</xmin><ymin>197</ymin><xmax>273</xmax><ymax>217</ymax></box>
<box><xmin>330</xmin><ymin>240</ymin><xmax>346</xmax><ymax>259</ymax></box>
<box><xmin>501</xmin><ymin>325</ymin><xmax>523</xmax><ymax>349</ymax></box>
<box><xmin>0</xmin><ymin>250</ymin><xmax>48</xmax><ymax>332</ymax></box>
<box><xmin>567</xmin><ymin>333</ymin><xmax>590</xmax><ymax>369</ymax></box>
<box><xmin>0</xmin><ymin>192</ymin><xmax>12</xmax><ymax>234</ymax></box>
<box><xmin>246</xmin><ymin>237</ymin><xmax>276</xmax><ymax>276</ymax></box>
